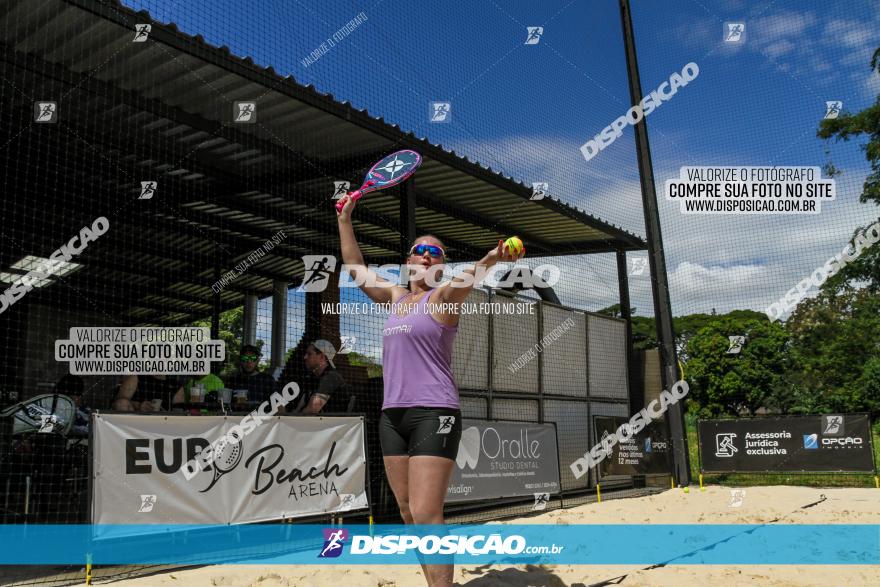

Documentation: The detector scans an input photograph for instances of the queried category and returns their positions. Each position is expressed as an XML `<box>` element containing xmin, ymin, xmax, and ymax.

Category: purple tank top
<box><xmin>382</xmin><ymin>288</ymin><xmax>459</xmax><ymax>409</ymax></box>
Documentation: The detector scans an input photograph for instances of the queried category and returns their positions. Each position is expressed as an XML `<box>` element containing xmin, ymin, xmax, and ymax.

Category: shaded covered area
<box><xmin>0</xmin><ymin>0</ymin><xmax>655</xmax><ymax>549</ymax></box>
<box><xmin>0</xmin><ymin>0</ymin><xmax>644</xmax><ymax>399</ymax></box>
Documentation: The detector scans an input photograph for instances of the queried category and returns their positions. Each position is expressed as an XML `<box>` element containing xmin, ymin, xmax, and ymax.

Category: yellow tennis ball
<box><xmin>504</xmin><ymin>236</ymin><xmax>524</xmax><ymax>255</ymax></box>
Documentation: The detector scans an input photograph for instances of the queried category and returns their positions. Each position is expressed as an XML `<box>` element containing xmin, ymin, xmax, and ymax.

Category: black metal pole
<box><xmin>211</xmin><ymin>261</ymin><xmax>221</xmax><ymax>341</ymax></box>
<box><xmin>400</xmin><ymin>179</ymin><xmax>417</xmax><ymax>288</ymax></box>
<box><xmin>616</xmin><ymin>250</ymin><xmax>641</xmax><ymax>413</ymax></box>
<box><xmin>400</xmin><ymin>180</ymin><xmax>417</xmax><ymax>251</ymax></box>
<box><xmin>618</xmin><ymin>0</ymin><xmax>690</xmax><ymax>485</ymax></box>
<box><xmin>305</xmin><ymin>292</ymin><xmax>320</xmax><ymax>343</ymax></box>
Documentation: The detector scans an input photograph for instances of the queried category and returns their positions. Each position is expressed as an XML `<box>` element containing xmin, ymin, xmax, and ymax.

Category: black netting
<box><xmin>1</xmin><ymin>0</ymin><xmax>878</xmax><ymax>583</ymax></box>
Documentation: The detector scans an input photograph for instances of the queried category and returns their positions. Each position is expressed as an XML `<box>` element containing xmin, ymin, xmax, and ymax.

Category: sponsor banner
<box><xmin>93</xmin><ymin>414</ymin><xmax>367</xmax><ymax>532</ymax></box>
<box><xmin>448</xmin><ymin>420</ymin><xmax>560</xmax><ymax>503</ymax></box>
<box><xmin>593</xmin><ymin>416</ymin><xmax>672</xmax><ymax>476</ymax></box>
<box><xmin>0</xmin><ymin>524</ymin><xmax>878</xmax><ymax>565</ymax></box>
<box><xmin>699</xmin><ymin>413</ymin><xmax>875</xmax><ymax>473</ymax></box>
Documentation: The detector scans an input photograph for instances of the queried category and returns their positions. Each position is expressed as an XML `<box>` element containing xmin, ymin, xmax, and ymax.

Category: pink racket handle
<box><xmin>335</xmin><ymin>181</ymin><xmax>376</xmax><ymax>213</ymax></box>
<box><xmin>335</xmin><ymin>190</ymin><xmax>362</xmax><ymax>213</ymax></box>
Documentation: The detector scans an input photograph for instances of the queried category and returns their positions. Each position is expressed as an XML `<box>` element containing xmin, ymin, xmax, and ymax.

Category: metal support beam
<box><xmin>27</xmin><ymin>287</ymin><xmax>209</xmax><ymax>317</ymax></box>
<box><xmin>270</xmin><ymin>280</ymin><xmax>288</xmax><ymax>370</ymax></box>
<box><xmin>199</xmin><ymin>193</ymin><xmax>400</xmax><ymax>259</ymax></box>
<box><xmin>400</xmin><ymin>179</ymin><xmax>417</xmax><ymax>275</ymax></box>
<box><xmin>305</xmin><ymin>292</ymin><xmax>321</xmax><ymax>344</ymax></box>
<box><xmin>618</xmin><ymin>0</ymin><xmax>690</xmax><ymax>485</ymax></box>
<box><xmin>76</xmin><ymin>256</ymin><xmax>270</xmax><ymax>296</ymax></box>
<box><xmin>413</xmin><ymin>187</ymin><xmax>555</xmax><ymax>256</ymax></box>
<box><xmin>1</xmin><ymin>187</ymin><xmax>297</xmax><ymax>285</ymax></box>
<box><xmin>616</xmin><ymin>250</ymin><xmax>640</xmax><ymax>413</ymax></box>
<box><xmin>537</xmin><ymin>302</ymin><xmax>544</xmax><ymax>424</ymax></box>
<box><xmin>41</xmin><ymin>2</ymin><xmax>647</xmax><ymax>252</ymax></box>
<box><xmin>163</xmin><ymin>295</ymin><xmax>262</xmax><ymax>328</ymax></box>
<box><xmin>486</xmin><ymin>288</ymin><xmax>495</xmax><ymax>421</ymax></box>
<box><xmin>584</xmin><ymin>311</ymin><xmax>593</xmax><ymax>488</ymax></box>
<box><xmin>212</xmin><ymin>261</ymin><xmax>222</xmax><ymax>341</ymax></box>
<box><xmin>0</xmin><ymin>41</ymin><xmax>319</xmax><ymax>177</ymax></box>
<box><xmin>250</xmin><ymin>150</ymin><xmax>393</xmax><ymax>185</ymax></box>
<box><xmin>399</xmin><ymin>180</ymin><xmax>417</xmax><ymax>291</ymax></box>
<box><xmin>243</xmin><ymin>294</ymin><xmax>258</xmax><ymax>346</ymax></box>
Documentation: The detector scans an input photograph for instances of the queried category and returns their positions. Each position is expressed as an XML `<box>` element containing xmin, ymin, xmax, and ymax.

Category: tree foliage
<box><xmin>816</xmin><ymin>47</ymin><xmax>880</xmax><ymax>292</ymax></box>
<box><xmin>190</xmin><ymin>307</ymin><xmax>267</xmax><ymax>379</ymax></box>
<box><xmin>678</xmin><ymin>47</ymin><xmax>880</xmax><ymax>418</ymax></box>
<box><xmin>781</xmin><ymin>289</ymin><xmax>880</xmax><ymax>415</ymax></box>
<box><xmin>684</xmin><ymin>317</ymin><xmax>788</xmax><ymax>417</ymax></box>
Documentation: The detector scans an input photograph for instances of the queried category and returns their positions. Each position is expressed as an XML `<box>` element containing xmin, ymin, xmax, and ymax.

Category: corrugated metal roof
<box><xmin>0</xmin><ymin>0</ymin><xmax>645</xmax><ymax>324</ymax></box>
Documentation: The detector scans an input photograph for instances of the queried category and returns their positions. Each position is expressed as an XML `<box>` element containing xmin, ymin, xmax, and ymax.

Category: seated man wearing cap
<box><xmin>224</xmin><ymin>344</ymin><xmax>278</xmax><ymax>406</ymax></box>
<box><xmin>294</xmin><ymin>339</ymin><xmax>349</xmax><ymax>415</ymax></box>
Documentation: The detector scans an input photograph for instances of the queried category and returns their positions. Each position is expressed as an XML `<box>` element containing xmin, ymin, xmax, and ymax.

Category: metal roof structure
<box><xmin>0</xmin><ymin>0</ymin><xmax>646</xmax><ymax>326</ymax></box>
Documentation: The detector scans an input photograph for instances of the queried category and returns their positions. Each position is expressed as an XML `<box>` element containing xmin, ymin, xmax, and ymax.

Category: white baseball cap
<box><xmin>311</xmin><ymin>339</ymin><xmax>337</xmax><ymax>368</ymax></box>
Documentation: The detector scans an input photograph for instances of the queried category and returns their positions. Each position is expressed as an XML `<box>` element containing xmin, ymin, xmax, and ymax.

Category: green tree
<box><xmin>596</xmin><ymin>303</ymin><xmax>630</xmax><ymax>319</ymax></box>
<box><xmin>190</xmin><ymin>307</ymin><xmax>267</xmax><ymax>379</ymax></box>
<box><xmin>817</xmin><ymin>47</ymin><xmax>880</xmax><ymax>292</ymax></box>
<box><xmin>791</xmin><ymin>47</ymin><xmax>880</xmax><ymax>417</ymax></box>
<box><xmin>346</xmin><ymin>351</ymin><xmax>383</xmax><ymax>378</ymax></box>
<box><xmin>603</xmin><ymin>307</ymin><xmax>768</xmax><ymax>359</ymax></box>
<box><xmin>782</xmin><ymin>288</ymin><xmax>880</xmax><ymax>416</ymax></box>
<box><xmin>685</xmin><ymin>317</ymin><xmax>788</xmax><ymax>417</ymax></box>
<box><xmin>674</xmin><ymin>310</ymin><xmax>767</xmax><ymax>363</ymax></box>
<box><xmin>595</xmin><ymin>304</ymin><xmax>656</xmax><ymax>351</ymax></box>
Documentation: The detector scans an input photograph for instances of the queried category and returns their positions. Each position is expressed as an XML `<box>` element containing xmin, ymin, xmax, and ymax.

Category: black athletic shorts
<box><xmin>379</xmin><ymin>407</ymin><xmax>462</xmax><ymax>460</ymax></box>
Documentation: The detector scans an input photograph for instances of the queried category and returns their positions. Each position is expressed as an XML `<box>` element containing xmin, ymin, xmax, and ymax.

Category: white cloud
<box><xmin>810</xmin><ymin>57</ymin><xmax>833</xmax><ymax>72</ymax></box>
<box><xmin>823</xmin><ymin>20</ymin><xmax>875</xmax><ymax>49</ymax></box>
<box><xmin>764</xmin><ymin>39</ymin><xmax>795</xmax><ymax>59</ymax></box>
<box><xmin>672</xmin><ymin>17</ymin><xmax>716</xmax><ymax>50</ymax></box>
<box><xmin>668</xmin><ymin>261</ymin><xmax>768</xmax><ymax>315</ymax></box>
<box><xmin>725</xmin><ymin>9</ymin><xmax>880</xmax><ymax>103</ymax></box>
<box><xmin>752</xmin><ymin>11</ymin><xmax>818</xmax><ymax>44</ymax></box>
<box><xmin>447</xmin><ymin>126</ymin><xmax>878</xmax><ymax>317</ymax></box>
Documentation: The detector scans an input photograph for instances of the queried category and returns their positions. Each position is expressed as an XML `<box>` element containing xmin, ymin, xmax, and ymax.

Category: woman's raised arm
<box><xmin>336</xmin><ymin>194</ymin><xmax>402</xmax><ymax>304</ymax></box>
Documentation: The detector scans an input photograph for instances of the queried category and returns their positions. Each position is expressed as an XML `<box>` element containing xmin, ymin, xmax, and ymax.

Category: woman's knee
<box><xmin>395</xmin><ymin>494</ymin><xmax>411</xmax><ymax>512</ymax></box>
<box><xmin>409</xmin><ymin>508</ymin><xmax>444</xmax><ymax>525</ymax></box>
<box><xmin>398</xmin><ymin>506</ymin><xmax>414</xmax><ymax>523</ymax></box>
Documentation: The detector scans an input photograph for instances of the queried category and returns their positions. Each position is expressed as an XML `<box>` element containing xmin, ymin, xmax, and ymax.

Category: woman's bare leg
<box><xmin>408</xmin><ymin>456</ymin><xmax>456</xmax><ymax>587</ymax></box>
<box><xmin>384</xmin><ymin>455</ymin><xmax>414</xmax><ymax>523</ymax></box>
<box><xmin>384</xmin><ymin>456</ymin><xmax>433</xmax><ymax>584</ymax></box>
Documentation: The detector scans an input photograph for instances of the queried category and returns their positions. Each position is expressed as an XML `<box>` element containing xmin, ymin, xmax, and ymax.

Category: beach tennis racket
<box><xmin>200</xmin><ymin>431</ymin><xmax>243</xmax><ymax>492</ymax></box>
<box><xmin>334</xmin><ymin>149</ymin><xmax>422</xmax><ymax>213</ymax></box>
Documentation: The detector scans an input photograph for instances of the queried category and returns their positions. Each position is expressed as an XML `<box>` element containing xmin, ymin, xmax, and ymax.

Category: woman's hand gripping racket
<box><xmin>335</xmin><ymin>149</ymin><xmax>422</xmax><ymax>214</ymax></box>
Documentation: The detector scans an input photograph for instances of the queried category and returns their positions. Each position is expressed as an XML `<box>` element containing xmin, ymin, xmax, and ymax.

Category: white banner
<box><xmin>448</xmin><ymin>420</ymin><xmax>560</xmax><ymax>504</ymax></box>
<box><xmin>92</xmin><ymin>414</ymin><xmax>367</xmax><ymax>526</ymax></box>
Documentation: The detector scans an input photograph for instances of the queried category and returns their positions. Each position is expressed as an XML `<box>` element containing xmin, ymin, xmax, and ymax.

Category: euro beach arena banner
<box><xmin>447</xmin><ymin>420</ymin><xmax>560</xmax><ymax>503</ymax></box>
<box><xmin>92</xmin><ymin>415</ymin><xmax>367</xmax><ymax>533</ymax></box>
<box><xmin>698</xmin><ymin>413</ymin><xmax>875</xmax><ymax>473</ymax></box>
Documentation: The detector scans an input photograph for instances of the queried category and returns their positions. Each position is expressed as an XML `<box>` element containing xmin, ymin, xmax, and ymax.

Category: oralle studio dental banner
<box><xmin>447</xmin><ymin>420</ymin><xmax>560</xmax><ymax>504</ymax></box>
<box><xmin>93</xmin><ymin>414</ymin><xmax>367</xmax><ymax>527</ymax></box>
<box><xmin>698</xmin><ymin>413</ymin><xmax>874</xmax><ymax>473</ymax></box>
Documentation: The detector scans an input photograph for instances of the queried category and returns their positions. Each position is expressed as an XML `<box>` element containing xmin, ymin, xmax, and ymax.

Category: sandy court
<box><xmin>37</xmin><ymin>486</ymin><xmax>880</xmax><ymax>587</ymax></box>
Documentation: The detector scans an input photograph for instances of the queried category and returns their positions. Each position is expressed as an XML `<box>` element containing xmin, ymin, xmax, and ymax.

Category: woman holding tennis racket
<box><xmin>336</xmin><ymin>189</ymin><xmax>523</xmax><ymax>587</ymax></box>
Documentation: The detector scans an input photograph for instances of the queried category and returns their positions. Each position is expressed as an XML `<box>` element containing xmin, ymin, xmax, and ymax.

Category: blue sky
<box><xmin>124</xmin><ymin>0</ymin><xmax>880</xmax><ymax>361</ymax></box>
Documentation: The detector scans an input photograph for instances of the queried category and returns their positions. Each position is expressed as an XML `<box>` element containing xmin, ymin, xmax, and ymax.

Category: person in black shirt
<box><xmin>293</xmin><ymin>339</ymin><xmax>349</xmax><ymax>414</ymax></box>
<box><xmin>224</xmin><ymin>344</ymin><xmax>277</xmax><ymax>406</ymax></box>
<box><xmin>112</xmin><ymin>375</ymin><xmax>183</xmax><ymax>412</ymax></box>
